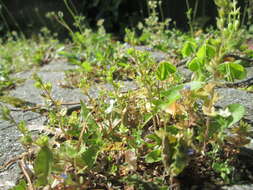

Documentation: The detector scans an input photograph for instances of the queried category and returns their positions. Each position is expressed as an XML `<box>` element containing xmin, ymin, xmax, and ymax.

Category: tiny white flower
<box><xmin>218</xmin><ymin>108</ymin><xmax>231</xmax><ymax>118</ymax></box>
<box><xmin>105</xmin><ymin>99</ymin><xmax>116</xmax><ymax>114</ymax></box>
<box><xmin>0</xmin><ymin>76</ymin><xmax>5</xmax><ymax>81</ymax></box>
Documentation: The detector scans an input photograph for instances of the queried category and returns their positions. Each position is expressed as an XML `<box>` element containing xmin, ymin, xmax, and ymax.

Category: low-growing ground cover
<box><xmin>1</xmin><ymin>0</ymin><xmax>253</xmax><ymax>189</ymax></box>
<box><xmin>0</xmin><ymin>29</ymin><xmax>63</xmax><ymax>94</ymax></box>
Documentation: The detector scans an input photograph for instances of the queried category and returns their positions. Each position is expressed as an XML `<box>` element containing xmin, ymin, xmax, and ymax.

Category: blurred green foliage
<box><xmin>0</xmin><ymin>0</ymin><xmax>252</xmax><ymax>37</ymax></box>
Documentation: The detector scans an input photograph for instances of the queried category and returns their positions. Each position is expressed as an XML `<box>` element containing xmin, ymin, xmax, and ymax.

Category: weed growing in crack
<box><xmin>1</xmin><ymin>0</ymin><xmax>253</xmax><ymax>189</ymax></box>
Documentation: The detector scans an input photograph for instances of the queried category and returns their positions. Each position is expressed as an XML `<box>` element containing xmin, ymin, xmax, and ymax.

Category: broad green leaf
<box><xmin>206</xmin><ymin>44</ymin><xmax>216</xmax><ymax>58</ymax></box>
<box><xmin>196</xmin><ymin>43</ymin><xmax>215</xmax><ymax>61</ymax></box>
<box><xmin>160</xmin><ymin>81</ymin><xmax>204</xmax><ymax>107</ymax></box>
<box><xmin>187</xmin><ymin>58</ymin><xmax>202</xmax><ymax>71</ymax></box>
<box><xmin>145</xmin><ymin>149</ymin><xmax>162</xmax><ymax>163</ymax></box>
<box><xmin>80</xmin><ymin>101</ymin><xmax>91</xmax><ymax>121</ymax></box>
<box><xmin>217</xmin><ymin>62</ymin><xmax>246</xmax><ymax>81</ymax></box>
<box><xmin>117</xmin><ymin>62</ymin><xmax>129</xmax><ymax>67</ymax></box>
<box><xmin>81</xmin><ymin>145</ymin><xmax>100</xmax><ymax>168</ymax></box>
<box><xmin>170</xmin><ymin>140</ymin><xmax>189</xmax><ymax>176</ymax></box>
<box><xmin>156</xmin><ymin>62</ymin><xmax>176</xmax><ymax>81</ymax></box>
<box><xmin>227</xmin><ymin>104</ymin><xmax>245</xmax><ymax>127</ymax></box>
<box><xmin>34</xmin><ymin>146</ymin><xmax>53</xmax><ymax>186</ymax></box>
<box><xmin>58</xmin><ymin>51</ymin><xmax>80</xmax><ymax>62</ymax></box>
<box><xmin>161</xmin><ymin>85</ymin><xmax>183</xmax><ymax>105</ymax></box>
<box><xmin>181</xmin><ymin>41</ymin><xmax>197</xmax><ymax>58</ymax></box>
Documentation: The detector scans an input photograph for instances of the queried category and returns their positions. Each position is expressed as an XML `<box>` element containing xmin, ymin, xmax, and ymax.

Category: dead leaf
<box><xmin>202</xmin><ymin>106</ymin><xmax>217</xmax><ymax>116</ymax></box>
<box><xmin>125</xmin><ymin>150</ymin><xmax>137</xmax><ymax>171</ymax></box>
<box><xmin>164</xmin><ymin>102</ymin><xmax>185</xmax><ymax>116</ymax></box>
<box><xmin>124</xmin><ymin>185</ymin><xmax>135</xmax><ymax>190</ymax></box>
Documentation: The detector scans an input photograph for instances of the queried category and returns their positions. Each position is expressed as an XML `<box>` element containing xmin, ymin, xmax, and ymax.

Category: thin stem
<box><xmin>193</xmin><ymin>0</ymin><xmax>199</xmax><ymax>23</ymax></box>
<box><xmin>63</xmin><ymin>0</ymin><xmax>76</xmax><ymax>20</ymax></box>
<box><xmin>158</xmin><ymin>1</ymin><xmax>164</xmax><ymax>22</ymax></box>
<box><xmin>19</xmin><ymin>159</ymin><xmax>34</xmax><ymax>190</ymax></box>
<box><xmin>0</xmin><ymin>0</ymin><xmax>25</xmax><ymax>38</ymax></box>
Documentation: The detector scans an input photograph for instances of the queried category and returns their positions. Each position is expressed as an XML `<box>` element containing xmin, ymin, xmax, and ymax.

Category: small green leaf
<box><xmin>161</xmin><ymin>85</ymin><xmax>183</xmax><ymax>105</ymax></box>
<box><xmin>81</xmin><ymin>62</ymin><xmax>93</xmax><ymax>72</ymax></box>
<box><xmin>34</xmin><ymin>81</ymin><xmax>42</xmax><ymax>89</ymax></box>
<box><xmin>17</xmin><ymin>121</ymin><xmax>28</xmax><ymax>135</ymax></box>
<box><xmin>35</xmin><ymin>136</ymin><xmax>49</xmax><ymax>147</ymax></box>
<box><xmin>146</xmin><ymin>134</ymin><xmax>162</xmax><ymax>145</ymax></box>
<box><xmin>218</xmin><ymin>62</ymin><xmax>246</xmax><ymax>81</ymax></box>
<box><xmin>159</xmin><ymin>82</ymin><xmax>204</xmax><ymax>112</ymax></box>
<box><xmin>80</xmin><ymin>101</ymin><xmax>91</xmax><ymax>120</ymax></box>
<box><xmin>9</xmin><ymin>179</ymin><xmax>27</xmax><ymax>190</ymax></box>
<box><xmin>196</xmin><ymin>43</ymin><xmax>215</xmax><ymax>61</ymax></box>
<box><xmin>81</xmin><ymin>145</ymin><xmax>100</xmax><ymax>168</ymax></box>
<box><xmin>206</xmin><ymin>44</ymin><xmax>216</xmax><ymax>58</ymax></box>
<box><xmin>139</xmin><ymin>32</ymin><xmax>151</xmax><ymax>43</ymax></box>
<box><xmin>156</xmin><ymin>62</ymin><xmax>176</xmax><ymax>81</ymax></box>
<box><xmin>0</xmin><ymin>105</ymin><xmax>11</xmax><ymax>122</ymax></box>
<box><xmin>145</xmin><ymin>149</ymin><xmax>162</xmax><ymax>163</ymax></box>
<box><xmin>187</xmin><ymin>58</ymin><xmax>202</xmax><ymax>71</ymax></box>
<box><xmin>227</xmin><ymin>104</ymin><xmax>245</xmax><ymax>127</ymax></box>
<box><xmin>181</xmin><ymin>41</ymin><xmax>196</xmax><ymax>58</ymax></box>
<box><xmin>44</xmin><ymin>83</ymin><xmax>52</xmax><ymax>92</ymax></box>
<box><xmin>61</xmin><ymin>142</ymin><xmax>80</xmax><ymax>158</ymax></box>
<box><xmin>170</xmin><ymin>140</ymin><xmax>189</xmax><ymax>176</ymax></box>
<box><xmin>34</xmin><ymin>146</ymin><xmax>53</xmax><ymax>186</ymax></box>
<box><xmin>117</xmin><ymin>62</ymin><xmax>129</xmax><ymax>68</ymax></box>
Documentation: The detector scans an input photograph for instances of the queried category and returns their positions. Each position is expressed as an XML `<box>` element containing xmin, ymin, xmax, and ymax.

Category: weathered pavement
<box><xmin>0</xmin><ymin>61</ymin><xmax>84</xmax><ymax>189</ymax></box>
<box><xmin>1</xmin><ymin>49</ymin><xmax>253</xmax><ymax>189</ymax></box>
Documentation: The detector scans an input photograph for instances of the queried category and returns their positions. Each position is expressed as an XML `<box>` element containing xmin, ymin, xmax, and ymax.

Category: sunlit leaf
<box><xmin>9</xmin><ymin>180</ymin><xmax>26</xmax><ymax>190</ymax></box>
<box><xmin>160</xmin><ymin>82</ymin><xmax>204</xmax><ymax>112</ymax></box>
<box><xmin>81</xmin><ymin>61</ymin><xmax>93</xmax><ymax>72</ymax></box>
<box><xmin>181</xmin><ymin>41</ymin><xmax>197</xmax><ymax>58</ymax></box>
<box><xmin>217</xmin><ymin>62</ymin><xmax>246</xmax><ymax>81</ymax></box>
<box><xmin>227</xmin><ymin>103</ymin><xmax>245</xmax><ymax>127</ymax></box>
<box><xmin>161</xmin><ymin>85</ymin><xmax>183</xmax><ymax>104</ymax></box>
<box><xmin>156</xmin><ymin>62</ymin><xmax>176</xmax><ymax>81</ymax></box>
<box><xmin>196</xmin><ymin>43</ymin><xmax>215</xmax><ymax>61</ymax></box>
<box><xmin>146</xmin><ymin>133</ymin><xmax>162</xmax><ymax>145</ymax></box>
<box><xmin>187</xmin><ymin>57</ymin><xmax>202</xmax><ymax>71</ymax></box>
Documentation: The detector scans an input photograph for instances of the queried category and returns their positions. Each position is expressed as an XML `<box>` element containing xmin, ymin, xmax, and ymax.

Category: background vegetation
<box><xmin>0</xmin><ymin>0</ymin><xmax>252</xmax><ymax>37</ymax></box>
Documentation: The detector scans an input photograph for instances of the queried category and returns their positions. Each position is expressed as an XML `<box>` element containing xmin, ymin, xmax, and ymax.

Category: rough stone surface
<box><xmin>124</xmin><ymin>44</ymin><xmax>170</xmax><ymax>62</ymax></box>
<box><xmin>216</xmin><ymin>88</ymin><xmax>253</xmax><ymax>122</ymax></box>
<box><xmin>222</xmin><ymin>184</ymin><xmax>253</xmax><ymax>190</ymax></box>
<box><xmin>0</xmin><ymin>61</ymin><xmax>81</xmax><ymax>190</ymax></box>
<box><xmin>0</xmin><ymin>111</ymin><xmax>46</xmax><ymax>190</ymax></box>
<box><xmin>0</xmin><ymin>61</ymin><xmax>138</xmax><ymax>189</ymax></box>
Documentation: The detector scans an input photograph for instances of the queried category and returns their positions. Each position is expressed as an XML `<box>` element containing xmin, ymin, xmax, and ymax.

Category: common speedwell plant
<box><xmin>4</xmin><ymin>0</ymin><xmax>252</xmax><ymax>189</ymax></box>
